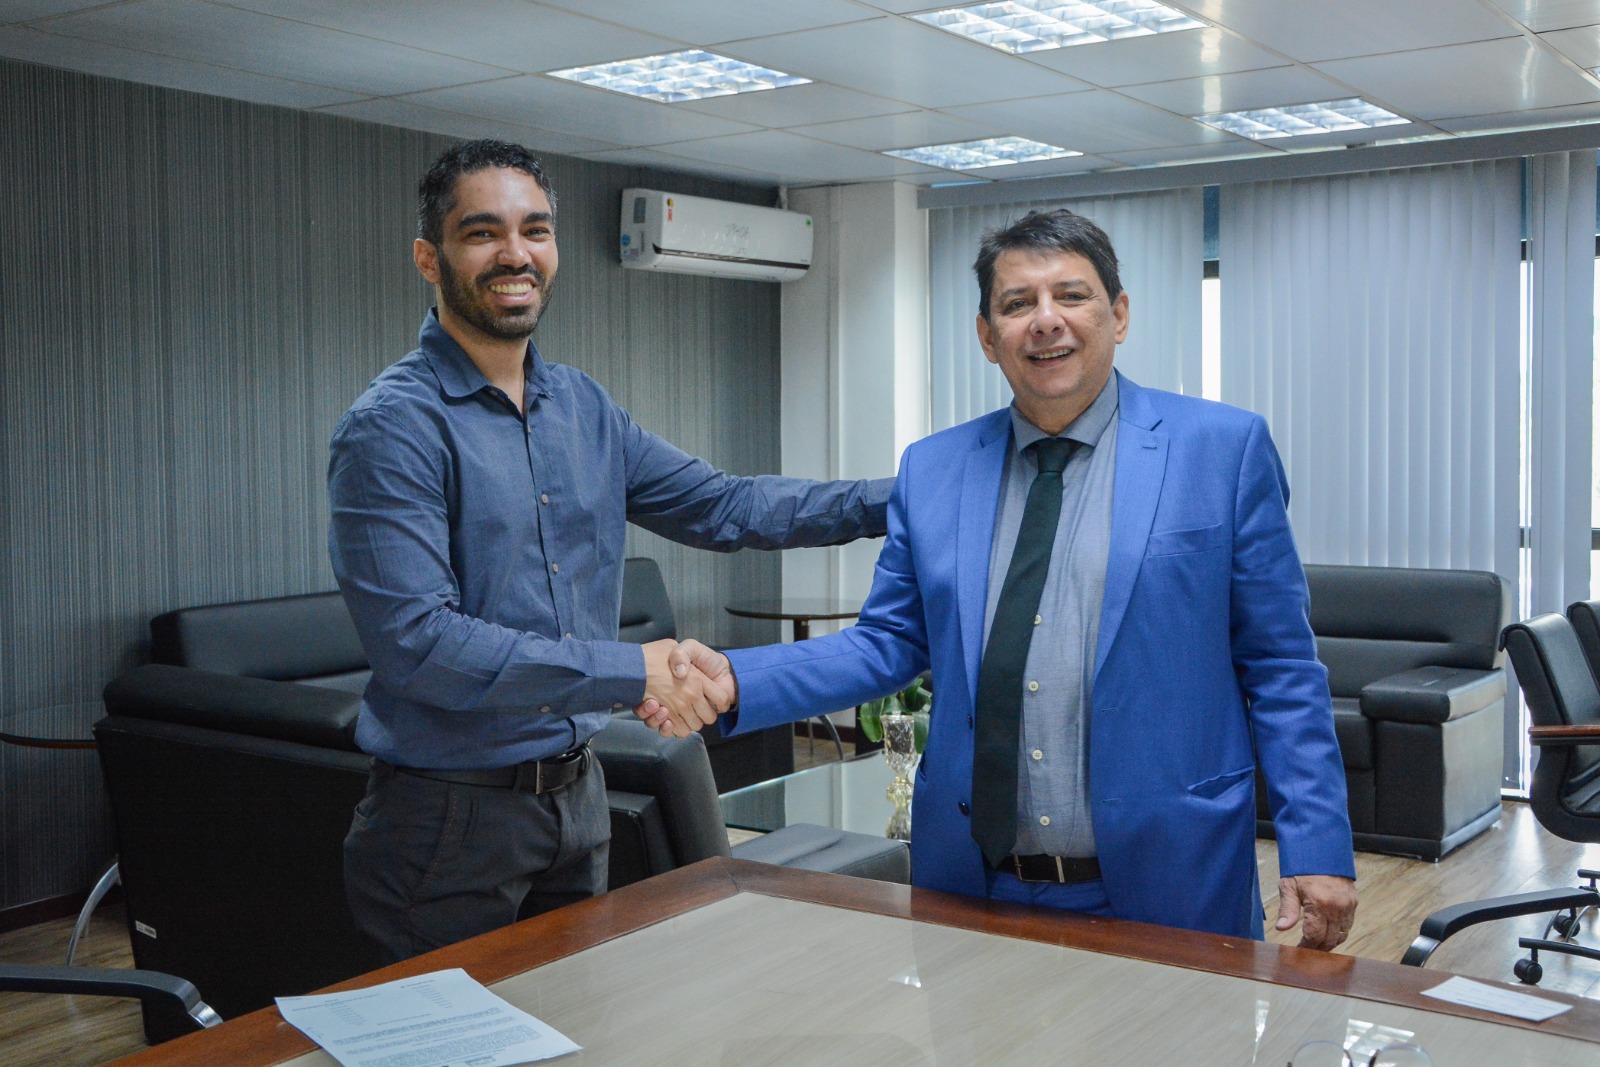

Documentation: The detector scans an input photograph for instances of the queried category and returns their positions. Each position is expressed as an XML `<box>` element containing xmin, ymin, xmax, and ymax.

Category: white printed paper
<box><xmin>1421</xmin><ymin>976</ymin><xmax>1572</xmax><ymax>1022</ymax></box>
<box><xmin>276</xmin><ymin>967</ymin><xmax>579</xmax><ymax>1067</ymax></box>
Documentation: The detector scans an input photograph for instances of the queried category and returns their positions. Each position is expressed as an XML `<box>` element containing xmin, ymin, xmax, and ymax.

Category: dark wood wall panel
<box><xmin>0</xmin><ymin>57</ymin><xmax>783</xmax><ymax>913</ymax></box>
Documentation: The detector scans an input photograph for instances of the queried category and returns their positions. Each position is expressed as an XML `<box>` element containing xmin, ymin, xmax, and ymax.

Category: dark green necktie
<box><xmin>971</xmin><ymin>437</ymin><xmax>1076</xmax><ymax>867</ymax></box>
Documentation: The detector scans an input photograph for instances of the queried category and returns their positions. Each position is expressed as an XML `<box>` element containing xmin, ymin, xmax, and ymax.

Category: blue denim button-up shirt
<box><xmin>329</xmin><ymin>310</ymin><xmax>891</xmax><ymax>769</ymax></box>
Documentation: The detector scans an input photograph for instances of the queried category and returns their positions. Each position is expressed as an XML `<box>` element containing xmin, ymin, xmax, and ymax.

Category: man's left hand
<box><xmin>1276</xmin><ymin>874</ymin><xmax>1357</xmax><ymax>951</ymax></box>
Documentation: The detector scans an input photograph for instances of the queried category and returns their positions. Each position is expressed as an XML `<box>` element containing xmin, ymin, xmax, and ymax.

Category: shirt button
<box><xmin>551</xmin><ymin>563</ymin><xmax>559</xmax><ymax>573</ymax></box>
<box><xmin>540</xmin><ymin>493</ymin><xmax>549</xmax><ymax>504</ymax></box>
<box><xmin>539</xmin><ymin>705</ymin><xmax>551</xmax><ymax>713</ymax></box>
<box><xmin>1027</xmin><ymin>680</ymin><xmax>1039</xmax><ymax>692</ymax></box>
<box><xmin>564</xmin><ymin>632</ymin><xmax>573</xmax><ymax>638</ymax></box>
<box><xmin>1034</xmin><ymin>614</ymin><xmax>1042</xmax><ymax>625</ymax></box>
<box><xmin>1039</xmin><ymin>815</ymin><xmax>1051</xmax><ymax>827</ymax></box>
<box><xmin>1031</xmin><ymin>749</ymin><xmax>1044</xmax><ymax>761</ymax></box>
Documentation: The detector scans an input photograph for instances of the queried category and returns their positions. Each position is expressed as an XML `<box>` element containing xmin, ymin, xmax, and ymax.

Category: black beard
<box><xmin>437</xmin><ymin>256</ymin><xmax>554</xmax><ymax>341</ymax></box>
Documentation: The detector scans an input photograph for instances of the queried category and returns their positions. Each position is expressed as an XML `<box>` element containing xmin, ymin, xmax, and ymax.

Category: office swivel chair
<box><xmin>0</xmin><ymin>963</ymin><xmax>220</xmax><ymax>1035</ymax></box>
<box><xmin>1401</xmin><ymin>611</ymin><xmax>1600</xmax><ymax>983</ymax></box>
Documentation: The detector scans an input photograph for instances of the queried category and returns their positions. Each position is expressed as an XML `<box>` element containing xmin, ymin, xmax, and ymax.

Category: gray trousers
<box><xmin>344</xmin><ymin>757</ymin><xmax>610</xmax><ymax>963</ymax></box>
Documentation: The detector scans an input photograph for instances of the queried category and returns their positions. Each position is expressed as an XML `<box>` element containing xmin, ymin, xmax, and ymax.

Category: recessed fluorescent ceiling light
<box><xmin>885</xmin><ymin>136</ymin><xmax>1082</xmax><ymax>170</ymax></box>
<box><xmin>913</xmin><ymin>0</ymin><xmax>1204</xmax><ymax>54</ymax></box>
<box><xmin>1196</xmin><ymin>98</ymin><xmax>1408</xmax><ymax>139</ymax></box>
<box><xmin>548</xmin><ymin>50</ymin><xmax>809</xmax><ymax>103</ymax></box>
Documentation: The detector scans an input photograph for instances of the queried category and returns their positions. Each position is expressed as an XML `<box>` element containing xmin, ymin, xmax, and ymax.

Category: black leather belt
<box><xmin>999</xmin><ymin>854</ymin><xmax>1102</xmax><ymax>884</ymax></box>
<box><xmin>388</xmin><ymin>744</ymin><xmax>590</xmax><ymax>794</ymax></box>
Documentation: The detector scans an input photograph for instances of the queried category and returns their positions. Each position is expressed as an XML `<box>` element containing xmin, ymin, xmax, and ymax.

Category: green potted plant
<box><xmin>858</xmin><ymin>677</ymin><xmax>931</xmax><ymax>753</ymax></box>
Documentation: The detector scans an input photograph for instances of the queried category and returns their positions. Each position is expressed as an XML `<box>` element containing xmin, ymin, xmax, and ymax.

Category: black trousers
<box><xmin>343</xmin><ymin>756</ymin><xmax>610</xmax><ymax>963</ymax></box>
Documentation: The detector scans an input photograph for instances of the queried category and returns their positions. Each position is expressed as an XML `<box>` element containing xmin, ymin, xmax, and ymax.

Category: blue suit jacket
<box><xmin>726</xmin><ymin>373</ymin><xmax>1355</xmax><ymax>939</ymax></box>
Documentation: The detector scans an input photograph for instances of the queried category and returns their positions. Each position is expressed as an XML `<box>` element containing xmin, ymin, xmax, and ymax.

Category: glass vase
<box><xmin>882</xmin><ymin>712</ymin><xmax>920</xmax><ymax>841</ymax></box>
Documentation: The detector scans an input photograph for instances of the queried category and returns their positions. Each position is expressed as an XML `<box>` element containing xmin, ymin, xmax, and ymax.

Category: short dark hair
<box><xmin>417</xmin><ymin>139</ymin><xmax>557</xmax><ymax>246</ymax></box>
<box><xmin>973</xmin><ymin>208</ymin><xmax>1122</xmax><ymax>319</ymax></box>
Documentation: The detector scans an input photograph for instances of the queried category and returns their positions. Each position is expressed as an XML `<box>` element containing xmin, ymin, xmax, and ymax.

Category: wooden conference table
<box><xmin>109</xmin><ymin>859</ymin><xmax>1600</xmax><ymax>1066</ymax></box>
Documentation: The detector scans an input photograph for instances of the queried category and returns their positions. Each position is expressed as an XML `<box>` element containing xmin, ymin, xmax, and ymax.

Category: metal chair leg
<box><xmin>66</xmin><ymin>860</ymin><xmax>120</xmax><ymax>965</ymax></box>
<box><xmin>810</xmin><ymin>715</ymin><xmax>846</xmax><ymax>762</ymax></box>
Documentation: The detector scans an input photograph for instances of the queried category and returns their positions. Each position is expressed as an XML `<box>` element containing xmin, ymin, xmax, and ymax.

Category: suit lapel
<box><xmin>957</xmin><ymin>411</ymin><xmax>1011</xmax><ymax>706</ymax></box>
<box><xmin>1096</xmin><ymin>374</ymin><xmax>1167</xmax><ymax>678</ymax></box>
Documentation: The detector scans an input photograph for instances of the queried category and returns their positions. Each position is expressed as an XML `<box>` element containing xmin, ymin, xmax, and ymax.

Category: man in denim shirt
<box><xmin>329</xmin><ymin>140</ymin><xmax>891</xmax><ymax>961</ymax></box>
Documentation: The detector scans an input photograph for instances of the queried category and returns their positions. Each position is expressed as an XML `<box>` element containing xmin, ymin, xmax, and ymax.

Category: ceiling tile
<box><xmin>791</xmin><ymin>110</ymin><xmax>997</xmax><ymax>151</ymax></box>
<box><xmin>314</xmin><ymin>97</ymin><xmax>622</xmax><ymax>156</ymax></box>
<box><xmin>1487</xmin><ymin>0</ymin><xmax>1600</xmax><ymax>33</ymax></box>
<box><xmin>949</xmin><ymin>90</ymin><xmax>1231</xmax><ymax>153</ymax></box>
<box><xmin>1432</xmin><ymin>100</ymin><xmax>1600</xmax><ymax>134</ymax></box>
<box><xmin>1315</xmin><ymin>36</ymin><xmax>1600</xmax><ymax>120</ymax></box>
<box><xmin>575</xmin><ymin>145</ymin><xmax>778</xmax><ymax>185</ymax></box>
<box><xmin>1022</xmin><ymin>26</ymin><xmax>1285</xmax><ymax>87</ymax></box>
<box><xmin>46</xmin><ymin>0</ymin><xmax>512</xmax><ymax>95</ymax></box>
<box><xmin>721</xmin><ymin>17</ymin><xmax>1090</xmax><ymax>109</ymax></box>
<box><xmin>673</xmin><ymin>82</ymin><xmax>915</xmax><ymax>128</ymax></box>
<box><xmin>2</xmin><ymin>0</ymin><xmax>118</xmax><ymax>23</ymax></box>
<box><xmin>0</xmin><ymin>25</ymin><xmax>362</xmax><ymax>107</ymax></box>
<box><xmin>1119</xmin><ymin>66</ymin><xmax>1355</xmax><ymax>115</ymax></box>
<box><xmin>649</xmin><ymin>129</ymin><xmax>949</xmax><ymax>184</ymax></box>
<box><xmin>1184</xmin><ymin>0</ymin><xmax>1515</xmax><ymax>62</ymax></box>
<box><xmin>215</xmin><ymin>0</ymin><xmax>678</xmax><ymax>73</ymax></box>
<box><xmin>534</xmin><ymin>0</ymin><xmax>876</xmax><ymax>47</ymax></box>
<box><xmin>851</xmin><ymin>1</ymin><xmax>944</xmax><ymax>12</ymax></box>
<box><xmin>1539</xmin><ymin>25</ymin><xmax>1600</xmax><ymax>69</ymax></box>
<box><xmin>407</xmin><ymin>75</ymin><xmax>760</xmax><ymax>146</ymax></box>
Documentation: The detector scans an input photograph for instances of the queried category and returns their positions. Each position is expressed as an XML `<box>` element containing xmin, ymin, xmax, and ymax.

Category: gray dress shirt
<box><xmin>981</xmin><ymin>375</ymin><xmax>1119</xmax><ymax>858</ymax></box>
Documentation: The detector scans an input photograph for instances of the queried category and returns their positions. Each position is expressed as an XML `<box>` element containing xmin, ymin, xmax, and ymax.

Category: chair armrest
<box><xmin>1530</xmin><ymin>723</ymin><xmax>1600</xmax><ymax>746</ymax></box>
<box><xmin>0</xmin><ymin>963</ymin><xmax>222</xmax><ymax>1031</ymax></box>
<box><xmin>1359</xmin><ymin>666</ymin><xmax>1505</xmax><ymax>724</ymax></box>
<box><xmin>102</xmin><ymin>664</ymin><xmax>362</xmax><ymax>751</ymax></box>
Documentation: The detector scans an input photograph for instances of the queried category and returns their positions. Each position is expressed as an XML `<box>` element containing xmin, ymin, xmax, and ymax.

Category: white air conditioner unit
<box><xmin>619</xmin><ymin>188</ymin><xmax>812</xmax><ymax>283</ymax></box>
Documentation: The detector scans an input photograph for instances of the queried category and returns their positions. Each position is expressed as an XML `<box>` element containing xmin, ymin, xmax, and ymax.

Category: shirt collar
<box><xmin>417</xmin><ymin>307</ymin><xmax>553</xmax><ymax>401</ymax></box>
<box><xmin>1009</xmin><ymin>372</ymin><xmax>1119</xmax><ymax>455</ymax></box>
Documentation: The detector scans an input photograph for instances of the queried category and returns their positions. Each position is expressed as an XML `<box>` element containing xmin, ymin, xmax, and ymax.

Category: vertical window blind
<box><xmin>1219</xmin><ymin>161</ymin><xmax>1524</xmax><ymax>577</ymax></box>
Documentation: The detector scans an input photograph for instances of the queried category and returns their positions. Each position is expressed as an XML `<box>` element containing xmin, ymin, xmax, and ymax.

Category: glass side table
<box><xmin>719</xmin><ymin>754</ymin><xmax>898</xmax><ymax>837</ymax></box>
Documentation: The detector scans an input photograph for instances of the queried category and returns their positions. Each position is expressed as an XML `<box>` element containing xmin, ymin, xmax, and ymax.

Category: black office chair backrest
<box><xmin>1500</xmin><ymin>614</ymin><xmax>1600</xmax><ymax>842</ymax></box>
<box><xmin>618</xmin><ymin>557</ymin><xmax>677</xmax><ymax>645</ymax></box>
<box><xmin>1566</xmin><ymin>600</ymin><xmax>1600</xmax><ymax>689</ymax></box>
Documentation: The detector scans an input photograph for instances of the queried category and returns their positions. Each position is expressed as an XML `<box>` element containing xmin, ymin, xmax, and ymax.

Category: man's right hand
<box><xmin>636</xmin><ymin>640</ymin><xmax>737</xmax><ymax>737</ymax></box>
<box><xmin>641</xmin><ymin>639</ymin><xmax>729</xmax><ymax>738</ymax></box>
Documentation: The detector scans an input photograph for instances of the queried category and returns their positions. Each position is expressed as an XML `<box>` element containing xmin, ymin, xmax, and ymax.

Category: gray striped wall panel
<box><xmin>0</xmin><ymin>57</ymin><xmax>783</xmax><ymax>912</ymax></box>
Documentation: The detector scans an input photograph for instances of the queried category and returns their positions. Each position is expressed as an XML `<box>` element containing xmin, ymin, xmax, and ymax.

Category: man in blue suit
<box><xmin>658</xmin><ymin>209</ymin><xmax>1357</xmax><ymax>948</ymax></box>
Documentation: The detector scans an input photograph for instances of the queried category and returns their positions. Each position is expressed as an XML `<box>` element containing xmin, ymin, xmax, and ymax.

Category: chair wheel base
<box><xmin>1514</xmin><ymin>956</ymin><xmax>1543</xmax><ymax>984</ymax></box>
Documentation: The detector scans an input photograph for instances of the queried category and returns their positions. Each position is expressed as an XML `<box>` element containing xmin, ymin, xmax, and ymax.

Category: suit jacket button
<box><xmin>958</xmin><ymin>801</ymin><xmax>970</xmax><ymax>816</ymax></box>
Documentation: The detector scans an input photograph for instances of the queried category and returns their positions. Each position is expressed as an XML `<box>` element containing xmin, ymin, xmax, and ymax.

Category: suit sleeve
<box><xmin>1232</xmin><ymin>416</ymin><xmax>1357</xmax><ymax>880</ymax></box>
<box><xmin>724</xmin><ymin>449</ymin><xmax>931</xmax><ymax>733</ymax></box>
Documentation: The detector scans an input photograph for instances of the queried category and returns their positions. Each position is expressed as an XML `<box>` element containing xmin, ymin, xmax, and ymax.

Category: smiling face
<box><xmin>413</xmin><ymin>166</ymin><xmax>559</xmax><ymax>349</ymax></box>
<box><xmin>976</xmin><ymin>248</ymin><xmax>1128</xmax><ymax>435</ymax></box>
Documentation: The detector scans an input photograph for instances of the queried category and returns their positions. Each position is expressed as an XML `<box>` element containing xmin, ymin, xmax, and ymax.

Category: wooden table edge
<box><xmin>106</xmin><ymin>858</ymin><xmax>1600</xmax><ymax>1064</ymax></box>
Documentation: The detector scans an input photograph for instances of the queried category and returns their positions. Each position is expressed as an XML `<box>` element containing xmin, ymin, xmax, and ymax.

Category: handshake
<box><xmin>635</xmin><ymin>639</ymin><xmax>738</xmax><ymax>739</ymax></box>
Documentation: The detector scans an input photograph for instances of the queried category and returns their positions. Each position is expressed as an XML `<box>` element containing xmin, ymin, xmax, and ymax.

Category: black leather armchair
<box><xmin>1256</xmin><ymin>564</ymin><xmax>1511</xmax><ymax>859</ymax></box>
<box><xmin>94</xmin><ymin>664</ymin><xmax>900</xmax><ymax>1041</ymax></box>
<box><xmin>1402</xmin><ymin>611</ymin><xmax>1600</xmax><ymax>983</ymax></box>
<box><xmin>149</xmin><ymin>558</ymin><xmax>792</xmax><ymax>793</ymax></box>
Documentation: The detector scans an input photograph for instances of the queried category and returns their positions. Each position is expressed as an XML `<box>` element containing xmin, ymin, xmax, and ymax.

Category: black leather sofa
<box><xmin>147</xmin><ymin>557</ymin><xmax>793</xmax><ymax>793</ymax></box>
<box><xmin>1255</xmin><ymin>563</ymin><xmax>1512</xmax><ymax>860</ymax></box>
<box><xmin>95</xmin><ymin>663</ymin><xmax>905</xmax><ymax>1042</ymax></box>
